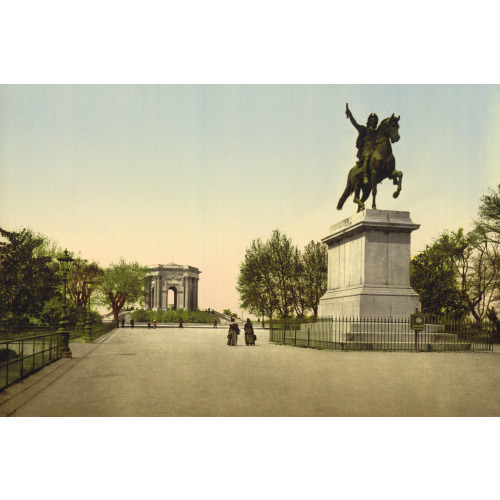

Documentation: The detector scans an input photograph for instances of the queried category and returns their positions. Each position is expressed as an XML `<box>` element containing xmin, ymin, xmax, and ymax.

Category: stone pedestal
<box><xmin>318</xmin><ymin>210</ymin><xmax>421</xmax><ymax>319</ymax></box>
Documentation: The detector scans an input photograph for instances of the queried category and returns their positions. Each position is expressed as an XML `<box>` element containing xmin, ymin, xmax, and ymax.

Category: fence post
<box><xmin>5</xmin><ymin>341</ymin><xmax>9</xmax><ymax>386</ymax></box>
<box><xmin>20</xmin><ymin>339</ymin><xmax>24</xmax><ymax>378</ymax></box>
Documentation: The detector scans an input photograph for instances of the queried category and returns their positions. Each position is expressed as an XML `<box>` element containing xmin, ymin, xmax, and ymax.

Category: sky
<box><xmin>1</xmin><ymin>84</ymin><xmax>499</xmax><ymax>316</ymax></box>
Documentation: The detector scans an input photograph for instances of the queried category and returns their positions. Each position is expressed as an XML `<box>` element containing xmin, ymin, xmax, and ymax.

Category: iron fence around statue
<box><xmin>269</xmin><ymin>316</ymin><xmax>493</xmax><ymax>352</ymax></box>
<box><xmin>0</xmin><ymin>332</ymin><xmax>63</xmax><ymax>391</ymax></box>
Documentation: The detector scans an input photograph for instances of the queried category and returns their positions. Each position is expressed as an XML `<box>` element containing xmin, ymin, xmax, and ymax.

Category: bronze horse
<box><xmin>337</xmin><ymin>114</ymin><xmax>402</xmax><ymax>212</ymax></box>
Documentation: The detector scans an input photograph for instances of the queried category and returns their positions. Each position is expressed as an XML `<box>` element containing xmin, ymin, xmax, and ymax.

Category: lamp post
<box><xmin>57</xmin><ymin>249</ymin><xmax>73</xmax><ymax>358</ymax></box>
<box><xmin>83</xmin><ymin>281</ymin><xmax>94</xmax><ymax>343</ymax></box>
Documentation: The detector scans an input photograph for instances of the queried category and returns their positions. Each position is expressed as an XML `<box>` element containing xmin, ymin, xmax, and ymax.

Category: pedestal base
<box><xmin>319</xmin><ymin>284</ymin><xmax>420</xmax><ymax>319</ymax></box>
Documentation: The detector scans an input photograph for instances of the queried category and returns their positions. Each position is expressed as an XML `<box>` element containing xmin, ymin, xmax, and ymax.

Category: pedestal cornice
<box><xmin>322</xmin><ymin>209</ymin><xmax>420</xmax><ymax>246</ymax></box>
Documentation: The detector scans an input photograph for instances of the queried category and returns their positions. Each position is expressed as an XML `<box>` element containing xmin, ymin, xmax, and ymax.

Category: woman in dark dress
<box><xmin>244</xmin><ymin>318</ymin><xmax>255</xmax><ymax>345</ymax></box>
<box><xmin>227</xmin><ymin>318</ymin><xmax>239</xmax><ymax>346</ymax></box>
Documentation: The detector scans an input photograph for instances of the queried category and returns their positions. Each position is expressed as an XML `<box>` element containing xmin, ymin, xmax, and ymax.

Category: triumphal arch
<box><xmin>146</xmin><ymin>264</ymin><xmax>201</xmax><ymax>311</ymax></box>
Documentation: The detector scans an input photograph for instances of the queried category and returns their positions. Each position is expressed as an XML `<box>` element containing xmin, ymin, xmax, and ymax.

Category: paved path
<box><xmin>1</xmin><ymin>326</ymin><xmax>499</xmax><ymax>416</ymax></box>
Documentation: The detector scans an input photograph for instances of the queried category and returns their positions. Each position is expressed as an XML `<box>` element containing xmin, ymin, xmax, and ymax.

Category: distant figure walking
<box><xmin>130</xmin><ymin>318</ymin><xmax>134</xmax><ymax>329</ymax></box>
<box><xmin>244</xmin><ymin>318</ymin><xmax>255</xmax><ymax>346</ymax></box>
<box><xmin>213</xmin><ymin>319</ymin><xmax>218</xmax><ymax>329</ymax></box>
<box><xmin>178</xmin><ymin>317</ymin><xmax>183</xmax><ymax>328</ymax></box>
<box><xmin>121</xmin><ymin>319</ymin><xmax>125</xmax><ymax>328</ymax></box>
<box><xmin>227</xmin><ymin>318</ymin><xmax>239</xmax><ymax>346</ymax></box>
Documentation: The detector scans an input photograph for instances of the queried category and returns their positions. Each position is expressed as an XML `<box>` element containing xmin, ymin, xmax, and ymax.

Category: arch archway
<box><xmin>167</xmin><ymin>287</ymin><xmax>178</xmax><ymax>310</ymax></box>
<box><xmin>146</xmin><ymin>263</ymin><xmax>201</xmax><ymax>311</ymax></box>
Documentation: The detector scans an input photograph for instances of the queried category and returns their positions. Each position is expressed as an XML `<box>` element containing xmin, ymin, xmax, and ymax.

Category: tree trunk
<box><xmin>109</xmin><ymin>291</ymin><xmax>128</xmax><ymax>322</ymax></box>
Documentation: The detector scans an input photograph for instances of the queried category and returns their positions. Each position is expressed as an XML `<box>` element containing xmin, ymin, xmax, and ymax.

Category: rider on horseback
<box><xmin>345</xmin><ymin>103</ymin><xmax>378</xmax><ymax>185</ymax></box>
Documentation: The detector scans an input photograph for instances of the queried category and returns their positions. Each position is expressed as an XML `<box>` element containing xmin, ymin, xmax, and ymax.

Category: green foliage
<box><xmin>223</xmin><ymin>309</ymin><xmax>238</xmax><ymax>318</ymax></box>
<box><xmin>131</xmin><ymin>309</ymin><xmax>215</xmax><ymax>324</ymax></box>
<box><xmin>39</xmin><ymin>297</ymin><xmax>102</xmax><ymax>328</ymax></box>
<box><xmin>302</xmin><ymin>241</ymin><xmax>328</xmax><ymax>318</ymax></box>
<box><xmin>98</xmin><ymin>258</ymin><xmax>148</xmax><ymax>321</ymax></box>
<box><xmin>237</xmin><ymin>230</ymin><xmax>328</xmax><ymax>319</ymax></box>
<box><xmin>266</xmin><ymin>229</ymin><xmax>298</xmax><ymax>318</ymax></box>
<box><xmin>131</xmin><ymin>309</ymin><xmax>151</xmax><ymax>322</ymax></box>
<box><xmin>39</xmin><ymin>296</ymin><xmax>65</xmax><ymax>327</ymax></box>
<box><xmin>0</xmin><ymin>348</ymin><xmax>19</xmax><ymax>363</ymax></box>
<box><xmin>411</xmin><ymin>236</ymin><xmax>467</xmax><ymax>317</ymax></box>
<box><xmin>0</xmin><ymin>227</ymin><xmax>60</xmax><ymax>324</ymax></box>
<box><xmin>486</xmin><ymin>307</ymin><xmax>500</xmax><ymax>342</ymax></box>
<box><xmin>67</xmin><ymin>258</ymin><xmax>105</xmax><ymax>307</ymax></box>
<box><xmin>477</xmin><ymin>183</ymin><xmax>500</xmax><ymax>243</ymax></box>
<box><xmin>411</xmin><ymin>225</ymin><xmax>499</xmax><ymax>321</ymax></box>
<box><xmin>237</xmin><ymin>237</ymin><xmax>277</xmax><ymax>318</ymax></box>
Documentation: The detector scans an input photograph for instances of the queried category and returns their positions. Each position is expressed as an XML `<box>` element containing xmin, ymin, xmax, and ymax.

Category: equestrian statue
<box><xmin>337</xmin><ymin>103</ymin><xmax>403</xmax><ymax>212</ymax></box>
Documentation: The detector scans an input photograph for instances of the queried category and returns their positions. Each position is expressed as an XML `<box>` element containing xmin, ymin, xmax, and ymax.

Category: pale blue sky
<box><xmin>1</xmin><ymin>85</ymin><xmax>499</xmax><ymax>315</ymax></box>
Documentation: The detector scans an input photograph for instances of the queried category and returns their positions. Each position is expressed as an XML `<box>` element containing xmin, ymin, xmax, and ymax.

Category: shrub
<box><xmin>0</xmin><ymin>348</ymin><xmax>19</xmax><ymax>363</ymax></box>
<box><xmin>131</xmin><ymin>309</ymin><xmax>216</xmax><ymax>324</ymax></box>
<box><xmin>132</xmin><ymin>309</ymin><xmax>153</xmax><ymax>322</ymax></box>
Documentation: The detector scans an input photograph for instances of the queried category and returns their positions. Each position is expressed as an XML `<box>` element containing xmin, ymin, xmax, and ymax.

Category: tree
<box><xmin>438</xmin><ymin>227</ymin><xmax>499</xmax><ymax>321</ymax></box>
<box><xmin>477</xmin><ymin>183</ymin><xmax>500</xmax><ymax>243</ymax></box>
<box><xmin>67</xmin><ymin>258</ymin><xmax>105</xmax><ymax>308</ymax></box>
<box><xmin>0</xmin><ymin>227</ymin><xmax>60</xmax><ymax>323</ymax></box>
<box><xmin>289</xmin><ymin>247</ymin><xmax>308</xmax><ymax>318</ymax></box>
<box><xmin>464</xmin><ymin>226</ymin><xmax>500</xmax><ymax>320</ymax></box>
<box><xmin>237</xmin><ymin>230</ymin><xmax>328</xmax><ymax>319</ymax></box>
<box><xmin>266</xmin><ymin>229</ymin><xmax>297</xmax><ymax>318</ymax></box>
<box><xmin>410</xmin><ymin>237</ymin><xmax>467</xmax><ymax>317</ymax></box>
<box><xmin>301</xmin><ymin>241</ymin><xmax>328</xmax><ymax>318</ymax></box>
<box><xmin>98</xmin><ymin>258</ymin><xmax>148</xmax><ymax>321</ymax></box>
<box><xmin>237</xmin><ymin>238</ymin><xmax>279</xmax><ymax>320</ymax></box>
<box><xmin>411</xmin><ymin>227</ymin><xmax>499</xmax><ymax>320</ymax></box>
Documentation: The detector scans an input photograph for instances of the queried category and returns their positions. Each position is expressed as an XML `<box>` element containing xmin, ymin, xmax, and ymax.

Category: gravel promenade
<box><xmin>1</xmin><ymin>325</ymin><xmax>499</xmax><ymax>417</ymax></box>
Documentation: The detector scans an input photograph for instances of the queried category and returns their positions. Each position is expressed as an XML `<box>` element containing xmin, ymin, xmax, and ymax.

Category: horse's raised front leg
<box><xmin>392</xmin><ymin>170</ymin><xmax>403</xmax><ymax>198</ymax></box>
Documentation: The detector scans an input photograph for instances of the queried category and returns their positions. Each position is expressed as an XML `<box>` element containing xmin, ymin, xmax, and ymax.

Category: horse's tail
<box><xmin>337</xmin><ymin>194</ymin><xmax>348</xmax><ymax>210</ymax></box>
<box><xmin>337</xmin><ymin>173</ymin><xmax>353</xmax><ymax>210</ymax></box>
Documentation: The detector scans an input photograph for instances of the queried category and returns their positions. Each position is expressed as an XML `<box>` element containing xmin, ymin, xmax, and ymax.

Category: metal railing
<box><xmin>0</xmin><ymin>332</ymin><xmax>63</xmax><ymax>391</ymax></box>
<box><xmin>269</xmin><ymin>316</ymin><xmax>493</xmax><ymax>352</ymax></box>
<box><xmin>85</xmin><ymin>322</ymin><xmax>117</xmax><ymax>342</ymax></box>
<box><xmin>0</xmin><ymin>326</ymin><xmax>53</xmax><ymax>341</ymax></box>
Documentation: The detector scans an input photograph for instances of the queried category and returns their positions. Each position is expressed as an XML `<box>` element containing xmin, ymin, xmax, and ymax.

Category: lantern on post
<box><xmin>57</xmin><ymin>249</ymin><xmax>73</xmax><ymax>358</ymax></box>
<box><xmin>83</xmin><ymin>281</ymin><xmax>94</xmax><ymax>343</ymax></box>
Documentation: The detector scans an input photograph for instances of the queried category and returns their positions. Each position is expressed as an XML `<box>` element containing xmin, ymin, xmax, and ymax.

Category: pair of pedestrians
<box><xmin>227</xmin><ymin>318</ymin><xmax>256</xmax><ymax>346</ymax></box>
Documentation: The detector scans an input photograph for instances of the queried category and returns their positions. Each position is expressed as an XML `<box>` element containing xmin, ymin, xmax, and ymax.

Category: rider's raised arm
<box><xmin>345</xmin><ymin>104</ymin><xmax>362</xmax><ymax>131</ymax></box>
